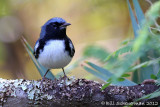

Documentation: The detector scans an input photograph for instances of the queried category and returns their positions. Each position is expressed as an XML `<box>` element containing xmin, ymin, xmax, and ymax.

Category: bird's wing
<box><xmin>68</xmin><ymin>38</ymin><xmax>75</xmax><ymax>57</ymax></box>
<box><xmin>33</xmin><ymin>38</ymin><xmax>46</xmax><ymax>59</ymax></box>
<box><xmin>33</xmin><ymin>39</ymin><xmax>40</xmax><ymax>59</ymax></box>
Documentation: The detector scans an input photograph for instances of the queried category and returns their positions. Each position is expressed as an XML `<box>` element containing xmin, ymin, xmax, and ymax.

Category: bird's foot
<box><xmin>63</xmin><ymin>75</ymin><xmax>70</xmax><ymax>81</ymax></box>
<box><xmin>40</xmin><ymin>77</ymin><xmax>48</xmax><ymax>89</ymax></box>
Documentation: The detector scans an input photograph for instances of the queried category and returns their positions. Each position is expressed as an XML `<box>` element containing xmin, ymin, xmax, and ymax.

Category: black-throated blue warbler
<box><xmin>33</xmin><ymin>17</ymin><xmax>75</xmax><ymax>79</ymax></box>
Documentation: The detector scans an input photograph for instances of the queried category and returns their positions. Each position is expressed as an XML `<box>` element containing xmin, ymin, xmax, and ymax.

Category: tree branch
<box><xmin>0</xmin><ymin>77</ymin><xmax>159</xmax><ymax>107</ymax></box>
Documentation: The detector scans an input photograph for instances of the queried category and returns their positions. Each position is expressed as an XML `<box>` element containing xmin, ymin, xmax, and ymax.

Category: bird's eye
<box><xmin>52</xmin><ymin>24</ymin><xmax>56</xmax><ymax>27</ymax></box>
<box><xmin>54</xmin><ymin>22</ymin><xmax>59</xmax><ymax>25</ymax></box>
<box><xmin>46</xmin><ymin>23</ymin><xmax>57</xmax><ymax>33</ymax></box>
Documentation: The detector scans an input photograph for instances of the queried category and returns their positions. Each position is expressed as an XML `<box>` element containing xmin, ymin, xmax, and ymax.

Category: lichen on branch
<box><xmin>0</xmin><ymin>77</ymin><xmax>159</xmax><ymax>106</ymax></box>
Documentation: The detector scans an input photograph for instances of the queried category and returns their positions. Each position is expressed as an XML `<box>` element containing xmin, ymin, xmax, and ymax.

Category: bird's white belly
<box><xmin>37</xmin><ymin>40</ymin><xmax>72</xmax><ymax>69</ymax></box>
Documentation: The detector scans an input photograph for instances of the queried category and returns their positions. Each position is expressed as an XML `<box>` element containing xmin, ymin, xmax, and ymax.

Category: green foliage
<box><xmin>121</xmin><ymin>73</ymin><xmax>130</xmax><ymax>78</ymax></box>
<box><xmin>128</xmin><ymin>0</ymin><xmax>154</xmax><ymax>83</ymax></box>
<box><xmin>132</xmin><ymin>0</ymin><xmax>145</xmax><ymax>28</ymax></box>
<box><xmin>127</xmin><ymin>0</ymin><xmax>140</xmax><ymax>37</ymax></box>
<box><xmin>83</xmin><ymin>62</ymin><xmax>137</xmax><ymax>86</ymax></box>
<box><xmin>101</xmin><ymin>82</ymin><xmax>111</xmax><ymax>90</ymax></box>
<box><xmin>156</xmin><ymin>70</ymin><xmax>160</xmax><ymax>79</ymax></box>
<box><xmin>131</xmin><ymin>1</ymin><xmax>160</xmax><ymax>101</ymax></box>
<box><xmin>104</xmin><ymin>40</ymin><xmax>133</xmax><ymax>62</ymax></box>
<box><xmin>109</xmin><ymin>43</ymin><xmax>132</xmax><ymax>58</ymax></box>
<box><xmin>136</xmin><ymin>89</ymin><xmax>160</xmax><ymax>101</ymax></box>
<box><xmin>128</xmin><ymin>57</ymin><xmax>160</xmax><ymax>72</ymax></box>
<box><xmin>83</xmin><ymin>0</ymin><xmax>160</xmax><ymax>101</ymax></box>
<box><xmin>150</xmin><ymin>74</ymin><xmax>157</xmax><ymax>80</ymax></box>
<box><xmin>132</xmin><ymin>1</ymin><xmax>160</xmax><ymax>83</ymax></box>
<box><xmin>83</xmin><ymin>45</ymin><xmax>109</xmax><ymax>62</ymax></box>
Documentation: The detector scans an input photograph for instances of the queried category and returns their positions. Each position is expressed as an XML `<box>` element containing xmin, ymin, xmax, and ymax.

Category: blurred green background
<box><xmin>0</xmin><ymin>0</ymin><xmax>150</xmax><ymax>80</ymax></box>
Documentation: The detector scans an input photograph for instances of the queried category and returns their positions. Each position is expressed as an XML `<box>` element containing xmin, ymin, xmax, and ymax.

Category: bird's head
<box><xmin>40</xmin><ymin>17</ymin><xmax>71</xmax><ymax>38</ymax></box>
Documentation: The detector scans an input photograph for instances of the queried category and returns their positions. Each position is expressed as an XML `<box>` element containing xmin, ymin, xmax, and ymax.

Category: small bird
<box><xmin>33</xmin><ymin>17</ymin><xmax>75</xmax><ymax>79</ymax></box>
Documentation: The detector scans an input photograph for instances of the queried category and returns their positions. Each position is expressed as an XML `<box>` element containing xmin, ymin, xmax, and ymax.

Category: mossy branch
<box><xmin>0</xmin><ymin>77</ymin><xmax>159</xmax><ymax>107</ymax></box>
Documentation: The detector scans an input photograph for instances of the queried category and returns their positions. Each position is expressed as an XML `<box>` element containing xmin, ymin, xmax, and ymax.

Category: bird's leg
<box><xmin>43</xmin><ymin>69</ymin><xmax>50</xmax><ymax>78</ymax></box>
<box><xmin>40</xmin><ymin>69</ymin><xmax>50</xmax><ymax>88</ymax></box>
<box><xmin>62</xmin><ymin>68</ymin><xmax>69</xmax><ymax>87</ymax></box>
<box><xmin>62</xmin><ymin>68</ymin><xmax>69</xmax><ymax>79</ymax></box>
<box><xmin>62</xmin><ymin>68</ymin><xmax>66</xmax><ymax>77</ymax></box>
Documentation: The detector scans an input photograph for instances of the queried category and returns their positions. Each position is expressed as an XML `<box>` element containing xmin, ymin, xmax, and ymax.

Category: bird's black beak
<box><xmin>61</xmin><ymin>23</ymin><xmax>71</xmax><ymax>27</ymax></box>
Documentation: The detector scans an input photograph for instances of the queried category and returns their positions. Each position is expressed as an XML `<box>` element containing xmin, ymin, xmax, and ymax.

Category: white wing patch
<box><xmin>34</xmin><ymin>42</ymin><xmax>39</xmax><ymax>52</ymax></box>
<box><xmin>69</xmin><ymin>42</ymin><xmax>73</xmax><ymax>50</ymax></box>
